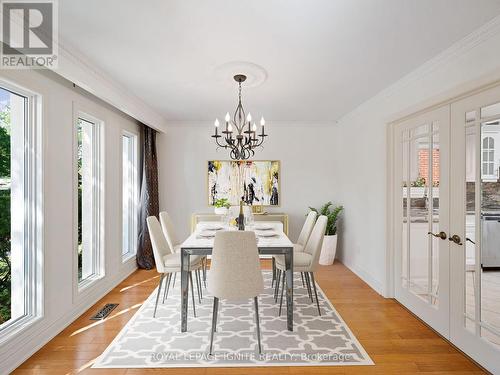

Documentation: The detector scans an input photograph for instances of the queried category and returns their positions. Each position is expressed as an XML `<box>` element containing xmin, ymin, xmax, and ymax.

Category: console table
<box><xmin>190</xmin><ymin>212</ymin><xmax>289</xmax><ymax>235</ymax></box>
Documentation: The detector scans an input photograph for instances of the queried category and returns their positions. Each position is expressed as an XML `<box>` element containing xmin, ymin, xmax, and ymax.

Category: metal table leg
<box><xmin>284</xmin><ymin>247</ymin><xmax>293</xmax><ymax>331</ymax></box>
<box><xmin>180</xmin><ymin>248</ymin><xmax>190</xmax><ymax>332</ymax></box>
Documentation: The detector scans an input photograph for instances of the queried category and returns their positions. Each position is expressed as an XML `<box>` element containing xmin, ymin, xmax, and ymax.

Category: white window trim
<box><xmin>0</xmin><ymin>79</ymin><xmax>43</xmax><ymax>344</ymax></box>
<box><xmin>73</xmin><ymin>107</ymin><xmax>105</xmax><ymax>294</ymax></box>
<box><xmin>121</xmin><ymin>130</ymin><xmax>139</xmax><ymax>262</ymax></box>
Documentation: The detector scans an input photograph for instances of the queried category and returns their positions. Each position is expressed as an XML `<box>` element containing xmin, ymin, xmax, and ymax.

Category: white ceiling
<box><xmin>59</xmin><ymin>0</ymin><xmax>500</xmax><ymax>124</ymax></box>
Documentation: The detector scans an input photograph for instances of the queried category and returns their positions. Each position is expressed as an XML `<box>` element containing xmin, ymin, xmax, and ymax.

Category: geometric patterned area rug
<box><xmin>93</xmin><ymin>271</ymin><xmax>373</xmax><ymax>368</ymax></box>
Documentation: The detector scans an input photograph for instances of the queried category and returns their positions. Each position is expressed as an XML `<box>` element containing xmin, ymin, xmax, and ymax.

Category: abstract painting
<box><xmin>208</xmin><ymin>160</ymin><xmax>280</xmax><ymax>206</ymax></box>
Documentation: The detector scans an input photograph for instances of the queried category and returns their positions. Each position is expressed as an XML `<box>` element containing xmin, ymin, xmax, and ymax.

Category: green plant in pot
<box><xmin>308</xmin><ymin>202</ymin><xmax>343</xmax><ymax>265</ymax></box>
<box><xmin>214</xmin><ymin>198</ymin><xmax>231</xmax><ymax>215</ymax></box>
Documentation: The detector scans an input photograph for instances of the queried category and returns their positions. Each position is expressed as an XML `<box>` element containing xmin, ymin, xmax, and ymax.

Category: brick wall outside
<box><xmin>418</xmin><ymin>148</ymin><xmax>440</xmax><ymax>185</ymax></box>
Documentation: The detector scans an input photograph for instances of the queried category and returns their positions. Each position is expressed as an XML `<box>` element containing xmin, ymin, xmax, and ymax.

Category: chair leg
<box><xmin>153</xmin><ymin>274</ymin><xmax>165</xmax><ymax>318</ymax></box>
<box><xmin>198</xmin><ymin>269</ymin><xmax>204</xmax><ymax>299</ymax></box>
<box><xmin>304</xmin><ymin>272</ymin><xmax>310</xmax><ymax>298</ymax></box>
<box><xmin>209</xmin><ymin>297</ymin><xmax>219</xmax><ymax>355</ymax></box>
<box><xmin>300</xmin><ymin>272</ymin><xmax>305</xmax><ymax>288</ymax></box>
<box><xmin>310</xmin><ymin>272</ymin><xmax>321</xmax><ymax>316</ymax></box>
<box><xmin>274</xmin><ymin>270</ymin><xmax>282</xmax><ymax>302</ymax></box>
<box><xmin>271</xmin><ymin>257</ymin><xmax>276</xmax><ymax>288</ymax></box>
<box><xmin>254</xmin><ymin>297</ymin><xmax>262</xmax><ymax>354</ymax></box>
<box><xmin>162</xmin><ymin>273</ymin><xmax>172</xmax><ymax>303</ymax></box>
<box><xmin>304</xmin><ymin>272</ymin><xmax>313</xmax><ymax>302</ymax></box>
<box><xmin>172</xmin><ymin>272</ymin><xmax>177</xmax><ymax>288</ymax></box>
<box><xmin>278</xmin><ymin>270</ymin><xmax>285</xmax><ymax>316</ymax></box>
<box><xmin>202</xmin><ymin>258</ymin><xmax>207</xmax><ymax>288</ymax></box>
<box><xmin>189</xmin><ymin>272</ymin><xmax>197</xmax><ymax>318</ymax></box>
<box><xmin>195</xmin><ymin>269</ymin><xmax>202</xmax><ymax>303</ymax></box>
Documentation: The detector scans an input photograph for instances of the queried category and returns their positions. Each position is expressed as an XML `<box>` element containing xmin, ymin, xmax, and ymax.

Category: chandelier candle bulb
<box><xmin>260</xmin><ymin>117</ymin><xmax>265</xmax><ymax>126</ymax></box>
<box><xmin>252</xmin><ymin>122</ymin><xmax>257</xmax><ymax>131</ymax></box>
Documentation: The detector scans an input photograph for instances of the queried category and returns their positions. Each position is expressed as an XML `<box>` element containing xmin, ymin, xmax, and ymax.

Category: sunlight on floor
<box><xmin>74</xmin><ymin>358</ymin><xmax>96</xmax><ymax>374</ymax></box>
<box><xmin>119</xmin><ymin>275</ymin><xmax>159</xmax><ymax>292</ymax></box>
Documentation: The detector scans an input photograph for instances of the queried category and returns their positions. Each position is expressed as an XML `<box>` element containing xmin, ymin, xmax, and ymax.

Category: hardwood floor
<box><xmin>13</xmin><ymin>261</ymin><xmax>486</xmax><ymax>375</ymax></box>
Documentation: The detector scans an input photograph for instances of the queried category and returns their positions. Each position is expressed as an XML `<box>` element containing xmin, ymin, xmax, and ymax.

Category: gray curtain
<box><xmin>137</xmin><ymin>125</ymin><xmax>159</xmax><ymax>269</ymax></box>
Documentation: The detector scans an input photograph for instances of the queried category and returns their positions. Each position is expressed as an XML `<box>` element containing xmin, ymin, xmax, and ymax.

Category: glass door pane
<box><xmin>464</xmin><ymin>121</ymin><xmax>477</xmax><ymax>333</ymax></box>
<box><xmin>431</xmin><ymin>130</ymin><xmax>440</xmax><ymax>304</ymax></box>
<box><xmin>404</xmin><ymin>123</ymin><xmax>440</xmax><ymax>305</ymax></box>
<box><xmin>479</xmin><ymin>114</ymin><xmax>500</xmax><ymax>347</ymax></box>
<box><xmin>402</xmin><ymin>132</ymin><xmax>409</xmax><ymax>289</ymax></box>
<box><xmin>408</xmin><ymin>125</ymin><xmax>431</xmax><ymax>300</ymax></box>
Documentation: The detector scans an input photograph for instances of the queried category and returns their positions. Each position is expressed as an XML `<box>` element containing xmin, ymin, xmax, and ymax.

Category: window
<box><xmin>482</xmin><ymin>136</ymin><xmax>495</xmax><ymax>178</ymax></box>
<box><xmin>0</xmin><ymin>83</ymin><xmax>42</xmax><ymax>336</ymax></box>
<box><xmin>76</xmin><ymin>114</ymin><xmax>103</xmax><ymax>287</ymax></box>
<box><xmin>122</xmin><ymin>132</ymin><xmax>138</xmax><ymax>260</ymax></box>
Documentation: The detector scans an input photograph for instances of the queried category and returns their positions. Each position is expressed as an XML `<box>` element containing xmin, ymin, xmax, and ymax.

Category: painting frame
<box><xmin>207</xmin><ymin>160</ymin><xmax>281</xmax><ymax>207</ymax></box>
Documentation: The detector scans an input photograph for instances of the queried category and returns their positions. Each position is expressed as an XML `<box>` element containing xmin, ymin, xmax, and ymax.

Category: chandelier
<box><xmin>211</xmin><ymin>74</ymin><xmax>267</xmax><ymax>160</ymax></box>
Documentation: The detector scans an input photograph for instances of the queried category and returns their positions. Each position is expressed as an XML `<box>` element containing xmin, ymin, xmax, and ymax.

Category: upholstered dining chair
<box><xmin>207</xmin><ymin>231</ymin><xmax>264</xmax><ymax>355</ymax></box>
<box><xmin>275</xmin><ymin>215</ymin><xmax>327</xmax><ymax>316</ymax></box>
<box><xmin>159</xmin><ymin>211</ymin><xmax>207</xmax><ymax>290</ymax></box>
<box><xmin>147</xmin><ymin>216</ymin><xmax>203</xmax><ymax>318</ymax></box>
<box><xmin>272</xmin><ymin>210</ymin><xmax>317</xmax><ymax>288</ymax></box>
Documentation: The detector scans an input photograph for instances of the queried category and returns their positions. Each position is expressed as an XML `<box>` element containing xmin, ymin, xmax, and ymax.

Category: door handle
<box><xmin>449</xmin><ymin>234</ymin><xmax>463</xmax><ymax>245</ymax></box>
<box><xmin>466</xmin><ymin>237</ymin><xmax>475</xmax><ymax>245</ymax></box>
<box><xmin>428</xmin><ymin>231</ymin><xmax>447</xmax><ymax>240</ymax></box>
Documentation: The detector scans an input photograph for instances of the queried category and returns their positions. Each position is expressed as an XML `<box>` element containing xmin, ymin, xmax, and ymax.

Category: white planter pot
<box><xmin>214</xmin><ymin>207</ymin><xmax>228</xmax><ymax>215</ymax></box>
<box><xmin>319</xmin><ymin>234</ymin><xmax>338</xmax><ymax>265</ymax></box>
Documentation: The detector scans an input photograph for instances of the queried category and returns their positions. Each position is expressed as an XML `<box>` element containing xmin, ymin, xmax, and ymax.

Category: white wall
<box><xmin>333</xmin><ymin>17</ymin><xmax>500</xmax><ymax>296</ymax></box>
<box><xmin>157</xmin><ymin>124</ymin><xmax>337</xmax><ymax>242</ymax></box>
<box><xmin>0</xmin><ymin>69</ymin><xmax>140</xmax><ymax>374</ymax></box>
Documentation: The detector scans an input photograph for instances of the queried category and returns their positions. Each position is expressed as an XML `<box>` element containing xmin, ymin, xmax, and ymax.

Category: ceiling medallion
<box><xmin>211</xmin><ymin>74</ymin><xmax>267</xmax><ymax>160</ymax></box>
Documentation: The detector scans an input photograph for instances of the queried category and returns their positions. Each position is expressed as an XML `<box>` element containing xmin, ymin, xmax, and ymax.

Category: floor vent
<box><xmin>90</xmin><ymin>303</ymin><xmax>119</xmax><ymax>320</ymax></box>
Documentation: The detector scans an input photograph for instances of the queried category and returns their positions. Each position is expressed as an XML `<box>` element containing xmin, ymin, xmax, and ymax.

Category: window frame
<box><xmin>0</xmin><ymin>79</ymin><xmax>43</xmax><ymax>343</ymax></box>
<box><xmin>121</xmin><ymin>130</ymin><xmax>139</xmax><ymax>262</ymax></box>
<box><xmin>481</xmin><ymin>135</ymin><xmax>496</xmax><ymax>180</ymax></box>
<box><xmin>73</xmin><ymin>109</ymin><xmax>104</xmax><ymax>292</ymax></box>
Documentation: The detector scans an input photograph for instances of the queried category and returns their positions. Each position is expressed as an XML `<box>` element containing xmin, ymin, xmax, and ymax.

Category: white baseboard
<box><xmin>338</xmin><ymin>258</ymin><xmax>385</xmax><ymax>296</ymax></box>
<box><xmin>1</xmin><ymin>262</ymin><xmax>137</xmax><ymax>375</ymax></box>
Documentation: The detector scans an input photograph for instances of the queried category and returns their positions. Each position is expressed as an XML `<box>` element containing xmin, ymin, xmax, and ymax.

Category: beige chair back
<box><xmin>296</xmin><ymin>211</ymin><xmax>318</xmax><ymax>247</ymax></box>
<box><xmin>208</xmin><ymin>231</ymin><xmax>264</xmax><ymax>300</ymax></box>
<box><xmin>304</xmin><ymin>215</ymin><xmax>327</xmax><ymax>272</ymax></box>
<box><xmin>159</xmin><ymin>211</ymin><xmax>179</xmax><ymax>250</ymax></box>
<box><xmin>147</xmin><ymin>216</ymin><xmax>173</xmax><ymax>274</ymax></box>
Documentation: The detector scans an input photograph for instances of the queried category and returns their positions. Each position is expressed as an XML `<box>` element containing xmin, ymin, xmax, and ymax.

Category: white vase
<box><xmin>319</xmin><ymin>234</ymin><xmax>338</xmax><ymax>265</ymax></box>
<box><xmin>214</xmin><ymin>207</ymin><xmax>228</xmax><ymax>215</ymax></box>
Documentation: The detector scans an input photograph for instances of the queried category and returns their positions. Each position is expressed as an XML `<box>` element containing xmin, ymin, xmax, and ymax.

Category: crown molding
<box><xmin>163</xmin><ymin>120</ymin><xmax>336</xmax><ymax>128</ymax></box>
<box><xmin>54</xmin><ymin>36</ymin><xmax>169</xmax><ymax>133</ymax></box>
<box><xmin>336</xmin><ymin>14</ymin><xmax>500</xmax><ymax>125</ymax></box>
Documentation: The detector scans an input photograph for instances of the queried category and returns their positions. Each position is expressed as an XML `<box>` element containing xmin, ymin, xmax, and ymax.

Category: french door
<box><xmin>450</xmin><ymin>85</ymin><xmax>500</xmax><ymax>373</ymax></box>
<box><xmin>394</xmin><ymin>106</ymin><xmax>450</xmax><ymax>337</ymax></box>
<box><xmin>394</xmin><ymin>84</ymin><xmax>500</xmax><ymax>373</ymax></box>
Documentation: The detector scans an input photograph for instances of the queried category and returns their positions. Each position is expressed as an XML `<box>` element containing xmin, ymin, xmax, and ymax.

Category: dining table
<box><xmin>179</xmin><ymin>221</ymin><xmax>294</xmax><ymax>332</ymax></box>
